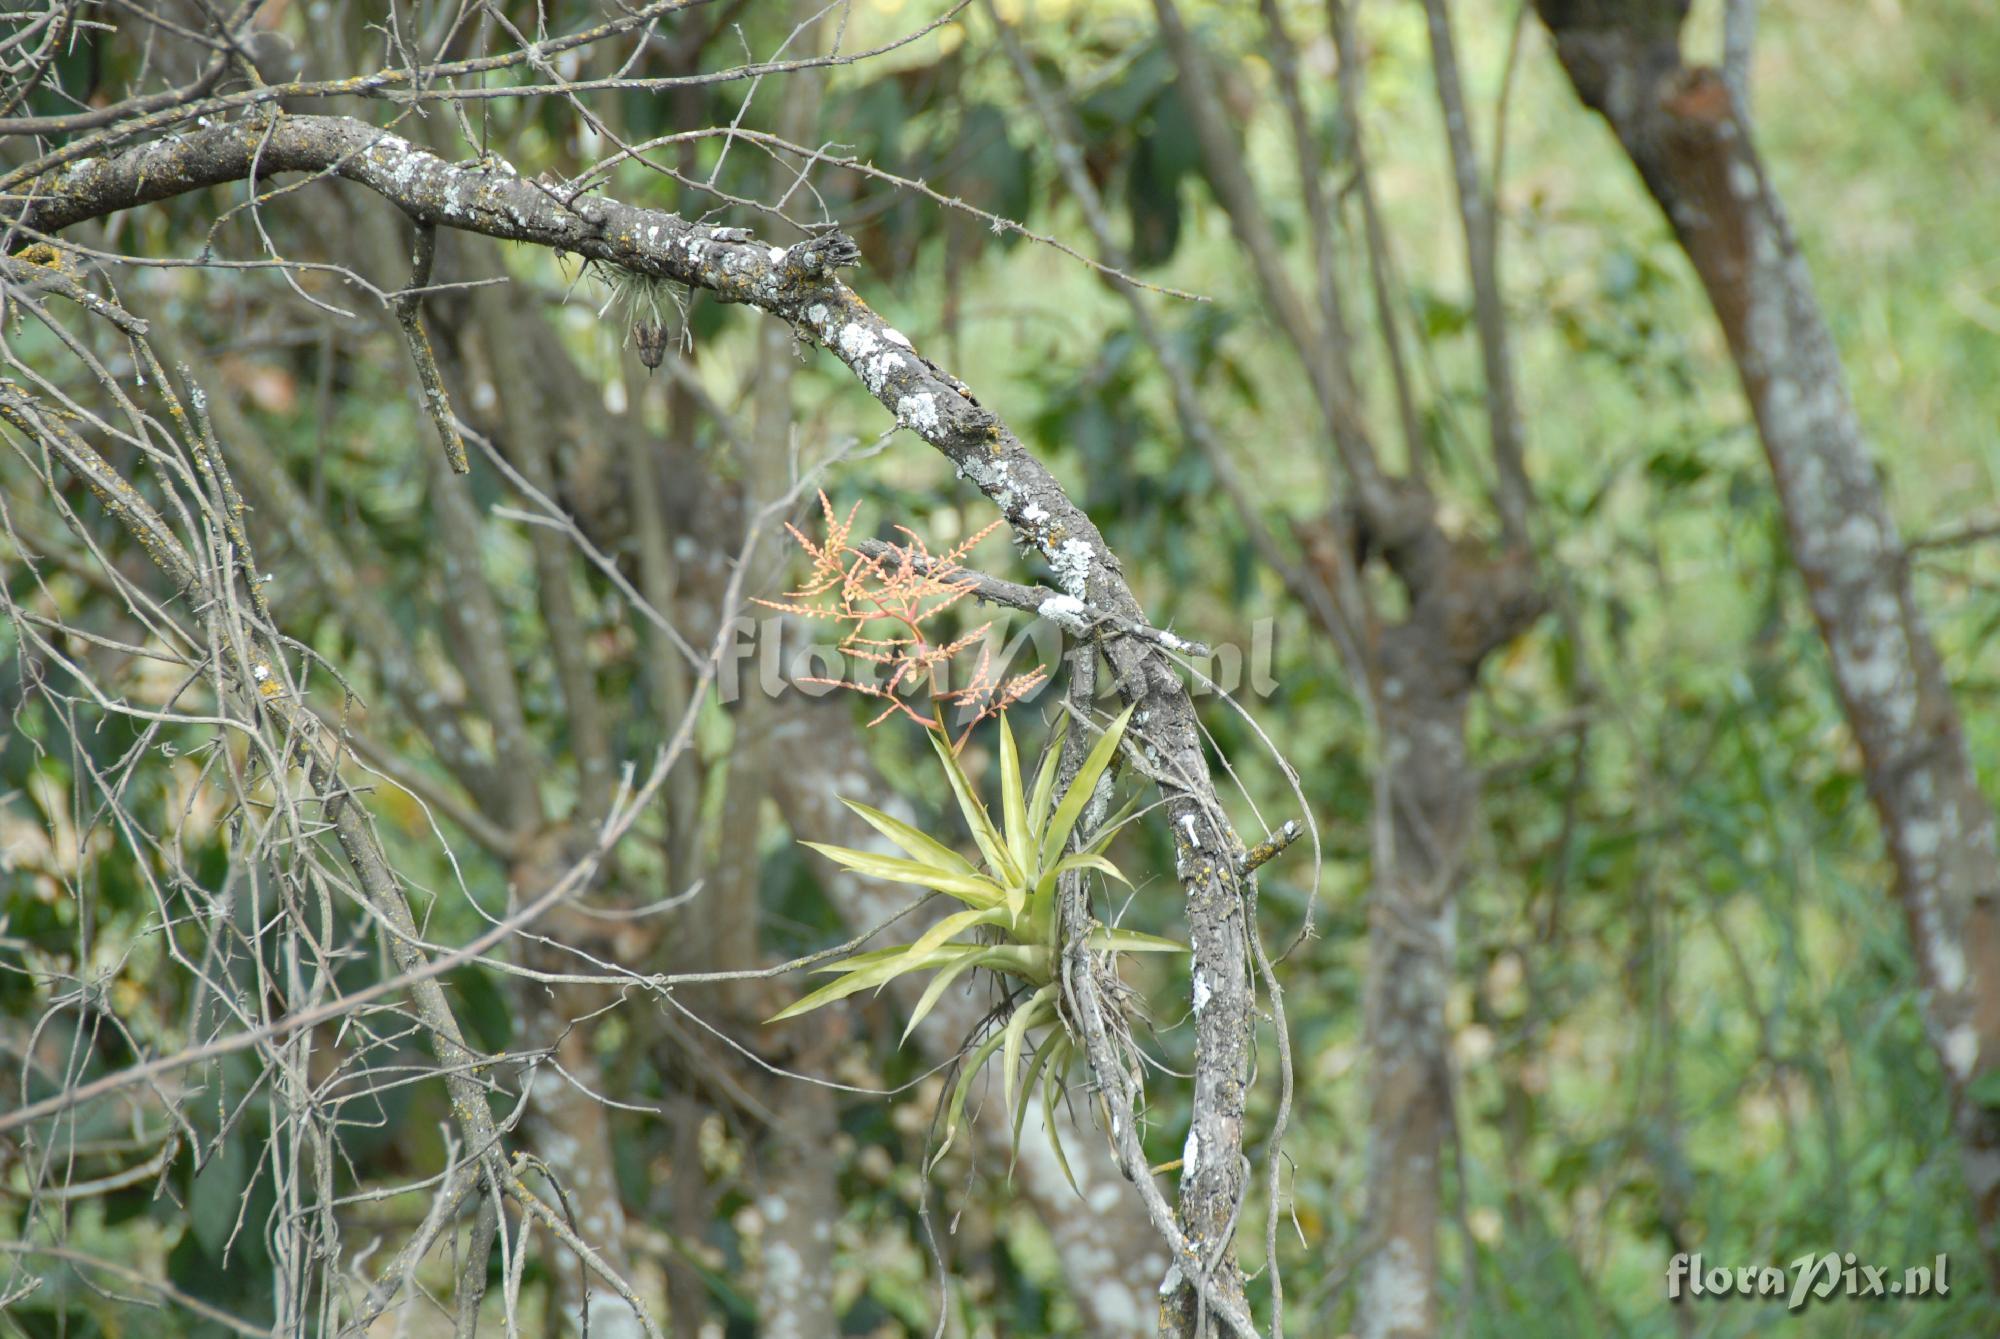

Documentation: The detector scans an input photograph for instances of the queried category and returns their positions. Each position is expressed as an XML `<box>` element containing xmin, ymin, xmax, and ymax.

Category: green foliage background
<box><xmin>3</xmin><ymin>1</ymin><xmax>1998</xmax><ymax>1336</ymax></box>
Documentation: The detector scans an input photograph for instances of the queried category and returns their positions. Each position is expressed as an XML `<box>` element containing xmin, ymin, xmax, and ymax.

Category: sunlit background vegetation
<box><xmin>4</xmin><ymin>1</ymin><xmax>1998</xmax><ymax>1335</ymax></box>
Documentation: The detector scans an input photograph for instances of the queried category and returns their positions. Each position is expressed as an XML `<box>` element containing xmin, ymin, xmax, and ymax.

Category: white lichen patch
<box><xmin>836</xmin><ymin>323</ymin><xmax>879</xmax><ymax>361</ymax></box>
<box><xmin>1360</xmin><ymin>1238</ymin><xmax>1430</xmax><ymax>1339</ymax></box>
<box><xmin>1829</xmin><ymin>595</ymin><xmax>1917</xmax><ymax>731</ymax></box>
<box><xmin>1932</xmin><ymin>928</ymin><xmax>1970</xmax><ymax>999</ymax></box>
<box><xmin>1051</xmin><ymin>537</ymin><xmax>1093</xmax><ymax>599</ymax></box>
<box><xmin>955</xmin><ymin>455</ymin><xmax>1017</xmax><ymax>512</ymax></box>
<box><xmin>864</xmin><ymin>351</ymin><xmax>905</xmax><ymax>394</ymax></box>
<box><xmin>1191</xmin><ymin>971</ymin><xmax>1211</xmax><ymax>1016</ymax></box>
<box><xmin>1945</xmin><ymin>1022</ymin><xmax>1981</xmax><ymax>1081</ymax></box>
<box><xmin>1903</xmin><ymin>815</ymin><xmax>1942</xmax><ymax>863</ymax></box>
<box><xmin>896</xmin><ymin>392</ymin><xmax>941</xmax><ymax>434</ymax></box>
<box><xmin>1728</xmin><ymin>159</ymin><xmax>1759</xmax><ymax>201</ymax></box>
<box><xmin>834</xmin><ymin>323</ymin><xmax>909</xmax><ymax>393</ymax></box>
<box><xmin>1832</xmin><ymin>510</ymin><xmax>1886</xmax><ymax>559</ymax></box>
<box><xmin>1038</xmin><ymin>593</ymin><xmax>1088</xmax><ymax>632</ymax></box>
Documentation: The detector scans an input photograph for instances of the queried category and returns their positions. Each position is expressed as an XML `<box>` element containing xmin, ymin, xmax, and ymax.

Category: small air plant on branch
<box><xmin>756</xmin><ymin>491</ymin><xmax>1048</xmax><ymax>749</ymax></box>
<box><xmin>595</xmin><ymin>261</ymin><xmax>684</xmax><ymax>369</ymax></box>
<box><xmin>770</xmin><ymin>703</ymin><xmax>1181</xmax><ymax>1181</ymax></box>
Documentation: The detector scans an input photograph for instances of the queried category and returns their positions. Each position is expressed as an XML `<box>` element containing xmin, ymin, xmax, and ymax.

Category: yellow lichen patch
<box><xmin>13</xmin><ymin>242</ymin><xmax>67</xmax><ymax>268</ymax></box>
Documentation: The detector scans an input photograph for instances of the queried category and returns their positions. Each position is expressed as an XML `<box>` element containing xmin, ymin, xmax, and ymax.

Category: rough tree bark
<box><xmin>1535</xmin><ymin>0</ymin><xmax>2000</xmax><ymax>1282</ymax></box>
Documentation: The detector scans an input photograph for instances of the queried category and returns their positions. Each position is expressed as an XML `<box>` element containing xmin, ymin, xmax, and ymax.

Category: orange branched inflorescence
<box><xmin>757</xmin><ymin>492</ymin><xmax>1047</xmax><ymax>747</ymax></box>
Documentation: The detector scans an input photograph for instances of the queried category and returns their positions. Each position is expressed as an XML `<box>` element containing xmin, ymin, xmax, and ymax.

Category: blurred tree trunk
<box><xmin>1359</xmin><ymin>652</ymin><xmax>1469</xmax><ymax>1339</ymax></box>
<box><xmin>293</xmin><ymin>183</ymin><xmax>662</xmax><ymax>1335</ymax></box>
<box><xmin>1312</xmin><ymin>516</ymin><xmax>1539</xmax><ymax>1339</ymax></box>
<box><xmin>512</xmin><ymin>834</ymin><xmax>652</xmax><ymax>1339</ymax></box>
<box><xmin>723</xmin><ymin>15</ymin><xmax>844</xmax><ymax>1330</ymax></box>
<box><xmin>725</xmin><ymin>301</ymin><xmax>844</xmax><ymax>1332</ymax></box>
<box><xmin>1536</xmin><ymin>0</ymin><xmax>2000</xmax><ymax>1283</ymax></box>
<box><xmin>1143</xmin><ymin>5</ymin><xmax>1548</xmax><ymax>1328</ymax></box>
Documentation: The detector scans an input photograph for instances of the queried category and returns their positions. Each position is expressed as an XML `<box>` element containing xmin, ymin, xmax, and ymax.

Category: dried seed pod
<box><xmin>633</xmin><ymin>319</ymin><xmax>668</xmax><ymax>370</ymax></box>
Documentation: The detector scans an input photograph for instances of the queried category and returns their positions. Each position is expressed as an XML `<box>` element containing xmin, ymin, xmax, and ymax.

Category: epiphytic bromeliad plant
<box><xmin>756</xmin><ymin>490</ymin><xmax>1047</xmax><ymax>746</ymax></box>
<box><xmin>774</xmin><ymin>706</ymin><xmax>1183</xmax><ymax>1180</ymax></box>
<box><xmin>764</xmin><ymin>499</ymin><xmax>1179</xmax><ymax>1181</ymax></box>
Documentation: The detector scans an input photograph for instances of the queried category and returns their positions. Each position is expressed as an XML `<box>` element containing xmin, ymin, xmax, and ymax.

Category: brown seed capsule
<box><xmin>634</xmin><ymin>319</ymin><xmax>668</xmax><ymax>370</ymax></box>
